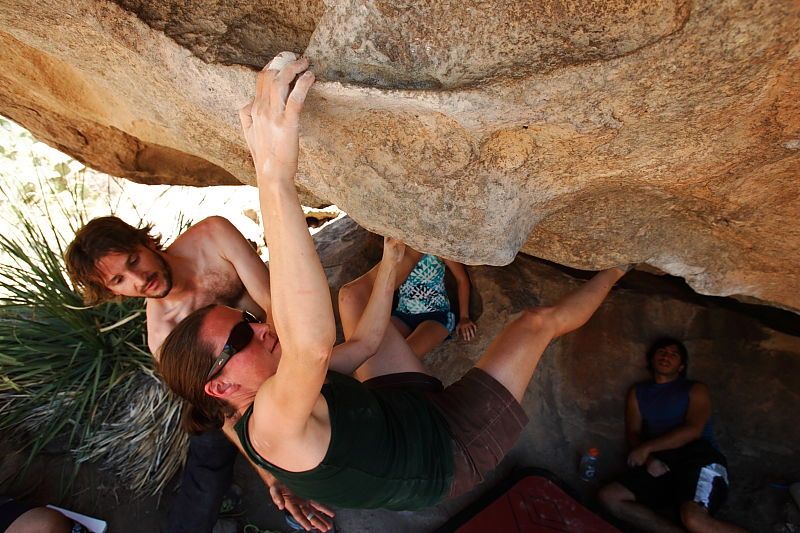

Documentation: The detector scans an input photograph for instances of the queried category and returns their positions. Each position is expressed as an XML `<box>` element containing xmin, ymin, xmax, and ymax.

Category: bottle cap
<box><xmin>588</xmin><ymin>447</ymin><xmax>600</xmax><ymax>457</ymax></box>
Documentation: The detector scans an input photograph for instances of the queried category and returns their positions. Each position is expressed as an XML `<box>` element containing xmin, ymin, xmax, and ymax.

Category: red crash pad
<box><xmin>451</xmin><ymin>475</ymin><xmax>618</xmax><ymax>533</ymax></box>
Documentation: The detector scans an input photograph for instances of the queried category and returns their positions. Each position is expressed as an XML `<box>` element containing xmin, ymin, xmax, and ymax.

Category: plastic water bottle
<box><xmin>579</xmin><ymin>447</ymin><xmax>600</xmax><ymax>481</ymax></box>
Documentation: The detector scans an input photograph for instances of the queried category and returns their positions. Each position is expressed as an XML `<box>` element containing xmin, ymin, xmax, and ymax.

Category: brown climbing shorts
<box><xmin>364</xmin><ymin>368</ymin><xmax>529</xmax><ymax>499</ymax></box>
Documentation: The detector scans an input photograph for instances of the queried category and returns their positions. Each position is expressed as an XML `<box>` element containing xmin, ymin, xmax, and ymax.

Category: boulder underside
<box><xmin>1</xmin><ymin>0</ymin><xmax>798</xmax><ymax>311</ymax></box>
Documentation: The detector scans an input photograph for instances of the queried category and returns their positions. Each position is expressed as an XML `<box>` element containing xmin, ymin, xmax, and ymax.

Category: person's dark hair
<box><xmin>646</xmin><ymin>337</ymin><xmax>688</xmax><ymax>377</ymax></box>
<box><xmin>157</xmin><ymin>304</ymin><xmax>234</xmax><ymax>434</ymax></box>
<box><xmin>64</xmin><ymin>216</ymin><xmax>163</xmax><ymax>304</ymax></box>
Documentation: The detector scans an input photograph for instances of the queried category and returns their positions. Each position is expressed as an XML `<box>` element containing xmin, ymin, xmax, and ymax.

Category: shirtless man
<box><xmin>65</xmin><ymin>216</ymin><xmax>330</xmax><ymax>532</ymax></box>
<box><xmin>65</xmin><ymin>215</ymin><xmax>271</xmax><ymax>355</ymax></box>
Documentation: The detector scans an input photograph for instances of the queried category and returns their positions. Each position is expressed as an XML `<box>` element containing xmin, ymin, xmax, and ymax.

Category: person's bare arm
<box><xmin>443</xmin><ymin>260</ymin><xmax>477</xmax><ymax>341</ymax></box>
<box><xmin>240</xmin><ymin>53</ymin><xmax>335</xmax><ymax>439</ymax></box>
<box><xmin>329</xmin><ymin>237</ymin><xmax>405</xmax><ymax>375</ymax></box>
<box><xmin>626</xmin><ymin>385</ymin><xmax>667</xmax><ymax>475</ymax></box>
<box><xmin>625</xmin><ymin>386</ymin><xmax>642</xmax><ymax>450</ymax></box>
<box><xmin>204</xmin><ymin>216</ymin><xmax>272</xmax><ymax>319</ymax></box>
<box><xmin>628</xmin><ymin>383</ymin><xmax>712</xmax><ymax>466</ymax></box>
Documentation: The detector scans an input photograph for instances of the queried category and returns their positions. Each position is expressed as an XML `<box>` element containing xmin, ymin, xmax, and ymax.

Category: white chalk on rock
<box><xmin>267</xmin><ymin>52</ymin><xmax>298</xmax><ymax>71</ymax></box>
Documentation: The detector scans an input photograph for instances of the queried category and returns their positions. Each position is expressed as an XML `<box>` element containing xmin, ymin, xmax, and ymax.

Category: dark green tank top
<box><xmin>234</xmin><ymin>371</ymin><xmax>454</xmax><ymax>510</ymax></box>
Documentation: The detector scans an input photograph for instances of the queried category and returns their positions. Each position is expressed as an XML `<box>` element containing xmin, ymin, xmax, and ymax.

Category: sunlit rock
<box><xmin>0</xmin><ymin>0</ymin><xmax>798</xmax><ymax>311</ymax></box>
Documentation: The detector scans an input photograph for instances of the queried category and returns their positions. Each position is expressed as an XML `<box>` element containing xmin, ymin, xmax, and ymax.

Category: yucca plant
<box><xmin>0</xmin><ymin>174</ymin><xmax>187</xmax><ymax>495</ymax></box>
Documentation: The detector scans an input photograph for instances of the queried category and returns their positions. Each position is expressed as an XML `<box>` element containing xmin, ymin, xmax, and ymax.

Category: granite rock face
<box><xmin>1</xmin><ymin>0</ymin><xmax>799</xmax><ymax>311</ymax></box>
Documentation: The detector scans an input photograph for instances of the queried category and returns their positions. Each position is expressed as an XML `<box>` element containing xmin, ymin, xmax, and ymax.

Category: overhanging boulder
<box><xmin>0</xmin><ymin>0</ymin><xmax>798</xmax><ymax>310</ymax></box>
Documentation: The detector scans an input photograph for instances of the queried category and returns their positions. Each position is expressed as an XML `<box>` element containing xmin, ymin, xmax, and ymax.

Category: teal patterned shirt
<box><xmin>396</xmin><ymin>254</ymin><xmax>450</xmax><ymax>314</ymax></box>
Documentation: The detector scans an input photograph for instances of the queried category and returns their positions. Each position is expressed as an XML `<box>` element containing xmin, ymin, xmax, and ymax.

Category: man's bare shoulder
<box><xmin>625</xmin><ymin>384</ymin><xmax>640</xmax><ymax>408</ymax></box>
<box><xmin>689</xmin><ymin>381</ymin><xmax>711</xmax><ymax>396</ymax></box>
<box><xmin>167</xmin><ymin>216</ymin><xmax>240</xmax><ymax>253</ymax></box>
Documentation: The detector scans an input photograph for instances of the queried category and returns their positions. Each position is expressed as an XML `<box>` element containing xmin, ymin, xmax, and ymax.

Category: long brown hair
<box><xmin>64</xmin><ymin>216</ymin><xmax>163</xmax><ymax>304</ymax></box>
<box><xmin>157</xmin><ymin>304</ymin><xmax>234</xmax><ymax>434</ymax></box>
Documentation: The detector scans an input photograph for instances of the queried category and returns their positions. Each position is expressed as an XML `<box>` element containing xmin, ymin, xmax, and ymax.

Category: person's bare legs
<box><xmin>338</xmin><ymin>249</ymin><xmax>429</xmax><ymax>381</ymax></box>
<box><xmin>598</xmin><ymin>483</ymin><xmax>684</xmax><ymax>533</ymax></box>
<box><xmin>405</xmin><ymin>321</ymin><xmax>450</xmax><ymax>359</ymax></box>
<box><xmin>391</xmin><ymin>316</ymin><xmax>451</xmax><ymax>359</ymax></box>
<box><xmin>680</xmin><ymin>502</ymin><xmax>748</xmax><ymax>533</ymax></box>
<box><xmin>475</xmin><ymin>267</ymin><xmax>624</xmax><ymax>402</ymax></box>
<box><xmin>391</xmin><ymin>316</ymin><xmax>412</xmax><ymax>338</ymax></box>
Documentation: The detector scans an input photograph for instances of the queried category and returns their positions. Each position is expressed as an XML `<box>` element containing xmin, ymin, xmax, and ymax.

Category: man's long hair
<box><xmin>646</xmin><ymin>337</ymin><xmax>689</xmax><ymax>377</ymax></box>
<box><xmin>157</xmin><ymin>304</ymin><xmax>235</xmax><ymax>434</ymax></box>
<box><xmin>64</xmin><ymin>216</ymin><xmax>163</xmax><ymax>304</ymax></box>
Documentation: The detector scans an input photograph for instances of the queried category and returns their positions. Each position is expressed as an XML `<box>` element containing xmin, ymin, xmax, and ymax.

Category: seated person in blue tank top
<box><xmin>390</xmin><ymin>251</ymin><xmax>477</xmax><ymax>359</ymax></box>
<box><xmin>156</xmin><ymin>52</ymin><xmax>627</xmax><ymax>525</ymax></box>
<box><xmin>598</xmin><ymin>338</ymin><xmax>747</xmax><ymax>533</ymax></box>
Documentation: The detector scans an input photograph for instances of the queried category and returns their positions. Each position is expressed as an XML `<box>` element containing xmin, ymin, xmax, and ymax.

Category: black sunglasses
<box><xmin>206</xmin><ymin>310</ymin><xmax>261</xmax><ymax>381</ymax></box>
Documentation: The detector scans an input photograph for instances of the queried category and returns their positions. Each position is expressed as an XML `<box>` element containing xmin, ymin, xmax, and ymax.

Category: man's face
<box><xmin>651</xmin><ymin>344</ymin><xmax>684</xmax><ymax>378</ymax></box>
<box><xmin>95</xmin><ymin>245</ymin><xmax>173</xmax><ymax>299</ymax></box>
